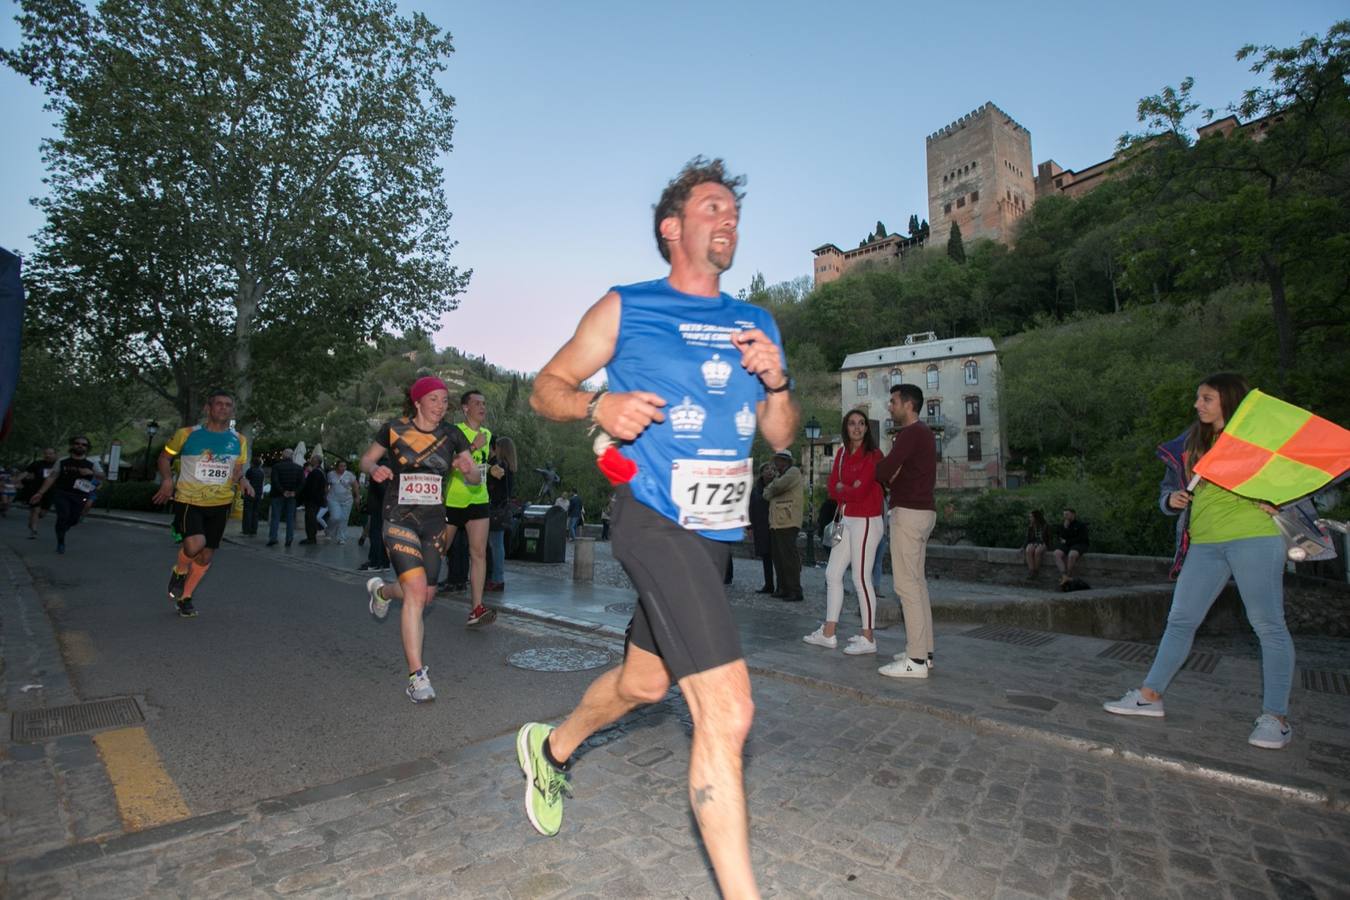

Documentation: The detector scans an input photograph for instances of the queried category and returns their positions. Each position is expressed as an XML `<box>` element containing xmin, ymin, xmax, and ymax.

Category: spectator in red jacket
<box><xmin>803</xmin><ymin>409</ymin><xmax>884</xmax><ymax>655</ymax></box>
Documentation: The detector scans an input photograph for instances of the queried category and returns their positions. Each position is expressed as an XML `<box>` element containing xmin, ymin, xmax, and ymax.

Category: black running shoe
<box><xmin>167</xmin><ymin>568</ymin><xmax>188</xmax><ymax>603</ymax></box>
<box><xmin>177</xmin><ymin>598</ymin><xmax>197</xmax><ymax>618</ymax></box>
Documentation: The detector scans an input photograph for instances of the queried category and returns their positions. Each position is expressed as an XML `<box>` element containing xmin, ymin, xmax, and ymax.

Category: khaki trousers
<box><xmin>890</xmin><ymin>507</ymin><xmax>936</xmax><ymax>660</ymax></box>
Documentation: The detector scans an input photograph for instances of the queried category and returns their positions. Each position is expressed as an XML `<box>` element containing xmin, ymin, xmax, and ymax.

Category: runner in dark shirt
<box><xmin>30</xmin><ymin>437</ymin><xmax>103</xmax><ymax>554</ymax></box>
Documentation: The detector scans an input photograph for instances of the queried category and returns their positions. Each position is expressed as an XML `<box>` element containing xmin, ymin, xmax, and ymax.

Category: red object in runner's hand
<box><xmin>596</xmin><ymin>446</ymin><xmax>637</xmax><ymax>485</ymax></box>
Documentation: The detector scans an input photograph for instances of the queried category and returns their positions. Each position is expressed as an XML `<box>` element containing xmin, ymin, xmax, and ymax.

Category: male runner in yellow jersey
<box><xmin>153</xmin><ymin>391</ymin><xmax>253</xmax><ymax>617</ymax></box>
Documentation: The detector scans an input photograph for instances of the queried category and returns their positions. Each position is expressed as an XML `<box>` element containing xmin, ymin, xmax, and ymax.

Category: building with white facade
<box><xmin>839</xmin><ymin>332</ymin><xmax>1005</xmax><ymax>490</ymax></box>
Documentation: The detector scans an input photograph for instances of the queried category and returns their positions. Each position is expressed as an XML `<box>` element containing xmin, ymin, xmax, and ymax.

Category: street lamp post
<box><xmin>143</xmin><ymin>420</ymin><xmax>159</xmax><ymax>480</ymax></box>
<box><xmin>803</xmin><ymin>416</ymin><xmax>821</xmax><ymax>567</ymax></box>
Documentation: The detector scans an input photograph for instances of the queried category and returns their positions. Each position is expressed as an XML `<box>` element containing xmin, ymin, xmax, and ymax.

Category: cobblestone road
<box><xmin>10</xmin><ymin>668</ymin><xmax>1348</xmax><ymax>898</ymax></box>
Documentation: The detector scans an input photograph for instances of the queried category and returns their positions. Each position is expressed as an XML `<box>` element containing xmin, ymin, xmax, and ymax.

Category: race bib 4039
<box><xmin>670</xmin><ymin>458</ymin><xmax>752</xmax><ymax>531</ymax></box>
<box><xmin>397</xmin><ymin>473</ymin><xmax>443</xmax><ymax>506</ymax></box>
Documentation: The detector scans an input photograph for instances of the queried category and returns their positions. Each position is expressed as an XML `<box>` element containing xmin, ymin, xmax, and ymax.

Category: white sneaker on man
<box><xmin>879</xmin><ymin>658</ymin><xmax>929</xmax><ymax>679</ymax></box>
<box><xmin>802</xmin><ymin>626</ymin><xmax>837</xmax><ymax>649</ymax></box>
<box><xmin>843</xmin><ymin>635</ymin><xmax>876</xmax><ymax>655</ymax></box>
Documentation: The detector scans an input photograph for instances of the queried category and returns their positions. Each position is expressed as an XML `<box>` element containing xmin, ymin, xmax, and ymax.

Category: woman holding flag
<box><xmin>1103</xmin><ymin>373</ymin><xmax>1297</xmax><ymax>749</ymax></box>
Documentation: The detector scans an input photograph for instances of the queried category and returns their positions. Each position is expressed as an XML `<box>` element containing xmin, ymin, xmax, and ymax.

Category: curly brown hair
<box><xmin>653</xmin><ymin>156</ymin><xmax>746</xmax><ymax>262</ymax></box>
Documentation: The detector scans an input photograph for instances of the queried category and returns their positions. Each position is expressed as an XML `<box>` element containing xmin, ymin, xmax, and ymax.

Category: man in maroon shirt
<box><xmin>874</xmin><ymin>384</ymin><xmax>938</xmax><ymax>679</ymax></box>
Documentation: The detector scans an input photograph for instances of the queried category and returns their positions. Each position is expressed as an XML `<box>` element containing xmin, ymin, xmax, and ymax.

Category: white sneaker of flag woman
<box><xmin>1186</xmin><ymin>389</ymin><xmax>1350</xmax><ymax>561</ymax></box>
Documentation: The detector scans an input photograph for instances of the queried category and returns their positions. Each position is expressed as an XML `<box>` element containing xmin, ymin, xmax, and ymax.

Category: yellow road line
<box><xmin>93</xmin><ymin>726</ymin><xmax>192</xmax><ymax>830</ymax></box>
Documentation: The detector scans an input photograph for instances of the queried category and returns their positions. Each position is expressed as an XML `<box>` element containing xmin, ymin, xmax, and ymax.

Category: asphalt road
<box><xmin>2</xmin><ymin>513</ymin><xmax>613</xmax><ymax>818</ymax></box>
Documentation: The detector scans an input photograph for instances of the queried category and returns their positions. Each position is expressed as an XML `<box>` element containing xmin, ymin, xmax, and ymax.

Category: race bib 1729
<box><xmin>397</xmin><ymin>472</ymin><xmax>443</xmax><ymax>506</ymax></box>
<box><xmin>670</xmin><ymin>458</ymin><xmax>752</xmax><ymax>530</ymax></box>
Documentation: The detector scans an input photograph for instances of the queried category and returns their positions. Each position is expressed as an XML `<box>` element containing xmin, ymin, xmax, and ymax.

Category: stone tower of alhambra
<box><xmin>926</xmin><ymin>102</ymin><xmax>1036</xmax><ymax>248</ymax></box>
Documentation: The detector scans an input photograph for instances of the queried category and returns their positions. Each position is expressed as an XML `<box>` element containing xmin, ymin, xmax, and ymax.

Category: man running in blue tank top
<box><xmin>516</xmin><ymin>157</ymin><xmax>797</xmax><ymax>899</ymax></box>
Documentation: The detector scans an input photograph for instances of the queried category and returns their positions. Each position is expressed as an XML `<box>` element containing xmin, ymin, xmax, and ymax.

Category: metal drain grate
<box><xmin>963</xmin><ymin>624</ymin><xmax>1057</xmax><ymax>648</ymax></box>
<box><xmin>12</xmin><ymin>697</ymin><xmax>144</xmax><ymax>743</ymax></box>
<box><xmin>605</xmin><ymin>602</ymin><xmax>636</xmax><ymax>616</ymax></box>
<box><xmin>1301</xmin><ymin>669</ymin><xmax>1350</xmax><ymax>696</ymax></box>
<box><xmin>1096</xmin><ymin>642</ymin><xmax>1220</xmax><ymax>675</ymax></box>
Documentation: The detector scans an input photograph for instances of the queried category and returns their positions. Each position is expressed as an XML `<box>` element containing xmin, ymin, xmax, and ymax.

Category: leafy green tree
<box><xmin>3</xmin><ymin>0</ymin><xmax>470</xmax><ymax>427</ymax></box>
<box><xmin>946</xmin><ymin>222</ymin><xmax>965</xmax><ymax>263</ymax></box>
<box><xmin>908</xmin><ymin>214</ymin><xmax>921</xmax><ymax>237</ymax></box>
<box><xmin>875</xmin><ymin>221</ymin><xmax>887</xmax><ymax>239</ymax></box>
<box><xmin>1115</xmin><ymin>22</ymin><xmax>1350</xmax><ymax>393</ymax></box>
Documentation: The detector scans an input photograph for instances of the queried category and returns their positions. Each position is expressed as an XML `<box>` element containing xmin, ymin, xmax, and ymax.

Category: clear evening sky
<box><xmin>1</xmin><ymin>2</ymin><xmax>1343</xmax><ymax>375</ymax></box>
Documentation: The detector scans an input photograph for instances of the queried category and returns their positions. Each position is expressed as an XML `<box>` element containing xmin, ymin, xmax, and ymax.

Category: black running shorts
<box><xmin>610</xmin><ymin>485</ymin><xmax>740</xmax><ymax>681</ymax></box>
<box><xmin>444</xmin><ymin>502</ymin><xmax>490</xmax><ymax>528</ymax></box>
<box><xmin>172</xmin><ymin>502</ymin><xmax>231</xmax><ymax>549</ymax></box>
<box><xmin>383</xmin><ymin>517</ymin><xmax>449</xmax><ymax>585</ymax></box>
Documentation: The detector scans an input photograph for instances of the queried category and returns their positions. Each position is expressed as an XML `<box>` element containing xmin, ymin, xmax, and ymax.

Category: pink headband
<box><xmin>409</xmin><ymin>376</ymin><xmax>448</xmax><ymax>403</ymax></box>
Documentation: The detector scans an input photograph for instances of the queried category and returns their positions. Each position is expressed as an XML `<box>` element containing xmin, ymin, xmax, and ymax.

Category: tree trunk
<box><xmin>173</xmin><ymin>362</ymin><xmax>194</xmax><ymax>427</ymax></box>
<box><xmin>1260</xmin><ymin>253</ymin><xmax>1295</xmax><ymax>392</ymax></box>
<box><xmin>233</xmin><ymin>273</ymin><xmax>266</xmax><ymax>412</ymax></box>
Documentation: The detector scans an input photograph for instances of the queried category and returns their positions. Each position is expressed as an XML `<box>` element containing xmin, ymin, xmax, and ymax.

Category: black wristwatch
<box><xmin>763</xmin><ymin>373</ymin><xmax>793</xmax><ymax>394</ymax></box>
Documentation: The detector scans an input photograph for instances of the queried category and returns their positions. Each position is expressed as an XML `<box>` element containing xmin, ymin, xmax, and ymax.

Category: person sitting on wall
<box><xmin>1053</xmin><ymin>507</ymin><xmax>1089</xmax><ymax>584</ymax></box>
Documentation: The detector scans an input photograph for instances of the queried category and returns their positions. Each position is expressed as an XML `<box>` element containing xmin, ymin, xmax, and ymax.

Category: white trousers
<box><xmin>824</xmin><ymin>514</ymin><xmax>884</xmax><ymax>631</ymax></box>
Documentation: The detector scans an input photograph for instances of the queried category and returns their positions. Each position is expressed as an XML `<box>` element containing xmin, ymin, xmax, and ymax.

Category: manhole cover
<box><xmin>508</xmin><ymin>647</ymin><xmax>612</xmax><ymax>672</ymax></box>
<box><xmin>12</xmin><ymin>697</ymin><xmax>144</xmax><ymax>743</ymax></box>
<box><xmin>963</xmin><ymin>624</ymin><xmax>1056</xmax><ymax>648</ymax></box>
<box><xmin>605</xmin><ymin>602</ymin><xmax>636</xmax><ymax>616</ymax></box>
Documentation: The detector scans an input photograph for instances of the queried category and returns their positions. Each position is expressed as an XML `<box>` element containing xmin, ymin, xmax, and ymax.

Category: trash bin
<box><xmin>517</xmin><ymin>504</ymin><xmax>567</xmax><ymax>563</ymax></box>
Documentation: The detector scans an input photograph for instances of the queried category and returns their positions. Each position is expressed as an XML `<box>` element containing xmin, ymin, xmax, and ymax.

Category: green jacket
<box><xmin>762</xmin><ymin>464</ymin><xmax>803</xmax><ymax>529</ymax></box>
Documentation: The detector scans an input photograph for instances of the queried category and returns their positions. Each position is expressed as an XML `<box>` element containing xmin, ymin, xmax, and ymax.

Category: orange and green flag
<box><xmin>1192</xmin><ymin>390</ymin><xmax>1350</xmax><ymax>506</ymax></box>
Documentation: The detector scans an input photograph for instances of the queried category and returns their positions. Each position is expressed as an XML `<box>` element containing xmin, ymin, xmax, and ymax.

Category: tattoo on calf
<box><xmin>693</xmin><ymin>785</ymin><xmax>715</xmax><ymax>809</ymax></box>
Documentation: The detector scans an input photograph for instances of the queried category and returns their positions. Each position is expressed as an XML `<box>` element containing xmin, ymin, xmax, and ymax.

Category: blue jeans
<box><xmin>268</xmin><ymin>497</ymin><xmax>296</xmax><ymax>544</ymax></box>
<box><xmin>488</xmin><ymin>528</ymin><xmax>505</xmax><ymax>583</ymax></box>
<box><xmin>1144</xmin><ymin>535</ymin><xmax>1293</xmax><ymax>716</ymax></box>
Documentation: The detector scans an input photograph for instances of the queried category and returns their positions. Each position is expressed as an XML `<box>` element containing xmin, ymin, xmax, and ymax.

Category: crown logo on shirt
<box><xmin>734</xmin><ymin>403</ymin><xmax>756</xmax><ymax>437</ymax></box>
<box><xmin>670</xmin><ymin>396</ymin><xmax>707</xmax><ymax>433</ymax></box>
<box><xmin>701</xmin><ymin>354</ymin><xmax>732</xmax><ymax>391</ymax></box>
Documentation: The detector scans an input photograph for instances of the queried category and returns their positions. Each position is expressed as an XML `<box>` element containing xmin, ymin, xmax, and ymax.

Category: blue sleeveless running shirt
<box><xmin>607</xmin><ymin>278</ymin><xmax>785</xmax><ymax>542</ymax></box>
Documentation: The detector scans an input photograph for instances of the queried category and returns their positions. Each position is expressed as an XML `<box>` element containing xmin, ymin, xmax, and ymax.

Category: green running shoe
<box><xmin>516</xmin><ymin>722</ymin><xmax>570</xmax><ymax>836</ymax></box>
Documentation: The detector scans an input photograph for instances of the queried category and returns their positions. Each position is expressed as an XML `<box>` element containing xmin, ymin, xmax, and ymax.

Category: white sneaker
<box><xmin>366</xmin><ymin>577</ymin><xmax>391</xmax><ymax>620</ymax></box>
<box><xmin>406</xmin><ymin>667</ymin><xmax>435</xmax><ymax>703</ymax></box>
<box><xmin>1103</xmin><ymin>689</ymin><xmax>1165</xmax><ymax>718</ymax></box>
<box><xmin>879</xmin><ymin>658</ymin><xmax>928</xmax><ymax>679</ymax></box>
<box><xmin>802</xmin><ymin>626</ymin><xmax>837</xmax><ymax>649</ymax></box>
<box><xmin>843</xmin><ymin>635</ymin><xmax>876</xmax><ymax>655</ymax></box>
<box><xmin>1248</xmin><ymin>713</ymin><xmax>1292</xmax><ymax>750</ymax></box>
